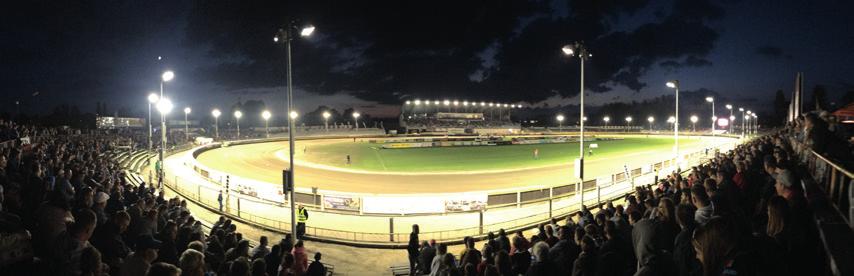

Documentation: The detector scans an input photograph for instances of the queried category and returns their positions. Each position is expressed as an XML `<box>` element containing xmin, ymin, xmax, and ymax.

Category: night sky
<box><xmin>2</xmin><ymin>0</ymin><xmax>853</xmax><ymax>118</ymax></box>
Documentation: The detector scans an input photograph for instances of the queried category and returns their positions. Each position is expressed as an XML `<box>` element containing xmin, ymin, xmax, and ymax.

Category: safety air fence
<box><xmin>159</xmin><ymin>135</ymin><xmax>740</xmax><ymax>245</ymax></box>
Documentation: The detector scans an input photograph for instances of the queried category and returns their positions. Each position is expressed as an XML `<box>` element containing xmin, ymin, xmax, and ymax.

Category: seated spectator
<box><xmin>251</xmin><ymin>258</ymin><xmax>267</xmax><ymax>276</ymax></box>
<box><xmin>509</xmin><ymin>235</ymin><xmax>531</xmax><ymax>275</ymax></box>
<box><xmin>572</xmin><ymin>235</ymin><xmax>597</xmax><ymax>276</ymax></box>
<box><xmin>526</xmin><ymin>241</ymin><xmax>555</xmax><ymax>275</ymax></box>
<box><xmin>250</xmin><ymin>236</ymin><xmax>270</xmax><ymax>260</ymax></box>
<box><xmin>306</xmin><ymin>252</ymin><xmax>326</xmax><ymax>276</ymax></box>
<box><xmin>418</xmin><ymin>240</ymin><xmax>436</xmax><ymax>274</ymax></box>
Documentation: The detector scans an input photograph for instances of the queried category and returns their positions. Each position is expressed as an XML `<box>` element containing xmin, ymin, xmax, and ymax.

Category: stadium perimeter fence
<box><xmin>155</xmin><ymin>134</ymin><xmax>740</xmax><ymax>246</ymax></box>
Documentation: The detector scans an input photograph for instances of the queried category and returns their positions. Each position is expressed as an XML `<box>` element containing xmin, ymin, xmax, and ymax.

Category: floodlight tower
<box><xmin>184</xmin><ymin>107</ymin><xmax>191</xmax><ymax>142</ymax></box>
<box><xmin>690</xmin><ymin>115</ymin><xmax>698</xmax><ymax>132</ymax></box>
<box><xmin>234</xmin><ymin>110</ymin><xmax>242</xmax><ymax>138</ymax></box>
<box><xmin>706</xmin><ymin>97</ymin><xmax>715</xmax><ymax>136</ymax></box>
<box><xmin>647</xmin><ymin>116</ymin><xmax>655</xmax><ymax>132</ymax></box>
<box><xmin>322</xmin><ymin>111</ymin><xmax>331</xmax><ymax>131</ymax></box>
<box><xmin>211</xmin><ymin>109</ymin><xmax>221</xmax><ymax>139</ymax></box>
<box><xmin>725</xmin><ymin>104</ymin><xmax>733</xmax><ymax>133</ymax></box>
<box><xmin>275</xmin><ymin>22</ymin><xmax>315</xmax><ymax>243</ymax></box>
<box><xmin>562</xmin><ymin>42</ymin><xmax>591</xmax><ymax>181</ymax></box>
<box><xmin>666</xmin><ymin>80</ymin><xmax>680</xmax><ymax>163</ymax></box>
<box><xmin>147</xmin><ymin>93</ymin><xmax>159</xmax><ymax>152</ymax></box>
<box><xmin>262</xmin><ymin>110</ymin><xmax>272</xmax><ymax>138</ymax></box>
<box><xmin>556</xmin><ymin>114</ymin><xmax>565</xmax><ymax>131</ymax></box>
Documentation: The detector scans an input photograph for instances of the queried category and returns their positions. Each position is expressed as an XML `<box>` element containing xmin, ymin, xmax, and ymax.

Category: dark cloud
<box><xmin>659</xmin><ymin>56</ymin><xmax>713</xmax><ymax>70</ymax></box>
<box><xmin>182</xmin><ymin>0</ymin><xmax>729</xmax><ymax>104</ymax></box>
<box><xmin>755</xmin><ymin>46</ymin><xmax>792</xmax><ymax>59</ymax></box>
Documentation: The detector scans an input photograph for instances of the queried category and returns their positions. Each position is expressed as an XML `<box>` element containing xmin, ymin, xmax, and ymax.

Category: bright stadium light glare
<box><xmin>184</xmin><ymin>107</ymin><xmax>191</xmax><ymax>114</ymax></box>
<box><xmin>262</xmin><ymin>110</ymin><xmax>272</xmax><ymax>120</ymax></box>
<box><xmin>156</xmin><ymin>98</ymin><xmax>173</xmax><ymax>114</ymax></box>
<box><xmin>453</xmin><ymin>100</ymin><xmax>459</xmax><ymax>106</ymax></box>
<box><xmin>300</xmin><ymin>25</ymin><xmax>316</xmax><ymax>37</ymax></box>
<box><xmin>405</xmin><ymin>101</ymin><xmax>411</xmax><ymax>105</ymax></box>
<box><xmin>289</xmin><ymin>111</ymin><xmax>299</xmax><ymax>119</ymax></box>
<box><xmin>690</xmin><ymin>115</ymin><xmax>698</xmax><ymax>123</ymax></box>
<box><xmin>147</xmin><ymin>93</ymin><xmax>159</xmax><ymax>103</ymax></box>
<box><xmin>738</xmin><ymin>107</ymin><xmax>744</xmax><ymax>112</ymax></box>
<box><xmin>726</xmin><ymin>104</ymin><xmax>732</xmax><ymax>110</ymax></box>
<box><xmin>489</xmin><ymin>103</ymin><xmax>494</xmax><ymax>107</ymax></box>
<box><xmin>556</xmin><ymin>115</ymin><xmax>564</xmax><ymax>122</ymax></box>
<box><xmin>706</xmin><ymin>97</ymin><xmax>714</xmax><ymax>102</ymax></box>
<box><xmin>463</xmin><ymin>101</ymin><xmax>469</xmax><ymax>106</ymax></box>
<box><xmin>434</xmin><ymin>100</ymin><xmax>440</xmax><ymax>105</ymax></box>
<box><xmin>730</xmin><ymin>115</ymin><xmax>735</xmax><ymax>120</ymax></box>
<box><xmin>480</xmin><ymin>102</ymin><xmax>486</xmax><ymax>106</ymax></box>
<box><xmin>212</xmin><ymin>109</ymin><xmax>221</xmax><ymax>118</ymax></box>
<box><xmin>666</xmin><ymin>80</ymin><xmax>678</xmax><ymax>88</ymax></box>
<box><xmin>414</xmin><ymin>99</ymin><xmax>421</xmax><ymax>105</ymax></box>
<box><xmin>561</xmin><ymin>45</ymin><xmax>575</xmax><ymax>56</ymax></box>
<box><xmin>667</xmin><ymin>116</ymin><xmax>676</xmax><ymax>123</ymax></box>
<box><xmin>647</xmin><ymin>116</ymin><xmax>654</xmax><ymax>123</ymax></box>
<box><xmin>603</xmin><ymin>116</ymin><xmax>610</xmax><ymax>122</ymax></box>
<box><xmin>234</xmin><ymin>110</ymin><xmax>242</xmax><ymax>119</ymax></box>
<box><xmin>625</xmin><ymin>116</ymin><xmax>632</xmax><ymax>122</ymax></box>
<box><xmin>443</xmin><ymin>100</ymin><xmax>450</xmax><ymax>106</ymax></box>
<box><xmin>503</xmin><ymin>104</ymin><xmax>509</xmax><ymax>108</ymax></box>
<box><xmin>322</xmin><ymin>111</ymin><xmax>331</xmax><ymax>119</ymax></box>
<box><xmin>353</xmin><ymin>112</ymin><xmax>361</xmax><ymax>119</ymax></box>
<box><xmin>162</xmin><ymin>71</ymin><xmax>175</xmax><ymax>82</ymax></box>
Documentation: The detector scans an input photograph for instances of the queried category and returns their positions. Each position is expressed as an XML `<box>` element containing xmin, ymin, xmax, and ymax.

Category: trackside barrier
<box><xmin>161</xmin><ymin>134</ymin><xmax>739</xmax><ymax>245</ymax></box>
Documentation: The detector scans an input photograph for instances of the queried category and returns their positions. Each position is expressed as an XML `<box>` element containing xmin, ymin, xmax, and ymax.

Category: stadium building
<box><xmin>400</xmin><ymin>99</ymin><xmax>522</xmax><ymax>134</ymax></box>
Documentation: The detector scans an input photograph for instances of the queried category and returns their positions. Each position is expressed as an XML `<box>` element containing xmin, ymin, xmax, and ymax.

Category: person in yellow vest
<box><xmin>296</xmin><ymin>204</ymin><xmax>309</xmax><ymax>239</ymax></box>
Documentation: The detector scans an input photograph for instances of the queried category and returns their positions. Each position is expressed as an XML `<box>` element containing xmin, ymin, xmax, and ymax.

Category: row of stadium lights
<box><xmin>404</xmin><ymin>99</ymin><xmax>523</xmax><ymax>108</ymax></box>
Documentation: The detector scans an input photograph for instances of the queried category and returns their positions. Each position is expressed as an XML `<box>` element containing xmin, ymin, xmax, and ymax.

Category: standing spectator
<box><xmin>291</xmin><ymin>240</ymin><xmax>308</xmax><ymax>276</ymax></box>
<box><xmin>691</xmin><ymin>185</ymin><xmax>713</xmax><ymax>225</ymax></box>
<box><xmin>408</xmin><ymin>224</ymin><xmax>420</xmax><ymax>275</ymax></box>
<box><xmin>496</xmin><ymin>229</ymin><xmax>511</xmax><ymax>253</ymax></box>
<box><xmin>673</xmin><ymin>204</ymin><xmax>700</xmax><ymax>276</ymax></box>
<box><xmin>418</xmin><ymin>240</ymin><xmax>436</xmax><ymax>275</ymax></box>
<box><xmin>251</xmin><ymin>236</ymin><xmax>271</xmax><ymax>260</ymax></box>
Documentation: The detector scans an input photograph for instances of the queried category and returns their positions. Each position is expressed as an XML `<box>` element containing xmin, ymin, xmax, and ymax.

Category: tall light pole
<box><xmin>603</xmin><ymin>116</ymin><xmax>610</xmax><ymax>128</ymax></box>
<box><xmin>322</xmin><ymin>111</ymin><xmax>331</xmax><ymax>131</ymax></box>
<box><xmin>276</xmin><ymin>22</ymin><xmax>315</xmax><ymax>242</ymax></box>
<box><xmin>725</xmin><ymin>104</ymin><xmax>733</xmax><ymax>133</ymax></box>
<box><xmin>147</xmin><ymin>93</ymin><xmax>159</xmax><ymax>152</ymax></box>
<box><xmin>262</xmin><ymin>110</ymin><xmax>272</xmax><ymax>138</ymax></box>
<box><xmin>625</xmin><ymin>116</ymin><xmax>633</xmax><ymax>131</ymax></box>
<box><xmin>234</xmin><ymin>110</ymin><xmax>242</xmax><ymax>138</ymax></box>
<box><xmin>647</xmin><ymin>116</ymin><xmax>654</xmax><ymax>132</ymax></box>
<box><xmin>667</xmin><ymin>116</ymin><xmax>676</xmax><ymax>131</ymax></box>
<box><xmin>562</xmin><ymin>42</ymin><xmax>591</xmax><ymax>181</ymax></box>
<box><xmin>666</xmin><ymin>80</ymin><xmax>680</xmax><ymax>163</ymax></box>
<box><xmin>753</xmin><ymin>114</ymin><xmax>759</xmax><ymax>134</ymax></box>
<box><xmin>556</xmin><ymin>114</ymin><xmax>564</xmax><ymax>131</ymax></box>
<box><xmin>184</xmin><ymin>107</ymin><xmax>191</xmax><ymax>142</ymax></box>
<box><xmin>738</xmin><ymin>107</ymin><xmax>745</xmax><ymax>137</ymax></box>
<box><xmin>353</xmin><ymin>112</ymin><xmax>361</xmax><ymax>129</ymax></box>
<box><xmin>690</xmin><ymin>115</ymin><xmax>698</xmax><ymax>132</ymax></box>
<box><xmin>706</xmin><ymin>97</ymin><xmax>715</xmax><ymax>136</ymax></box>
<box><xmin>212</xmin><ymin>109</ymin><xmax>221</xmax><ymax>139</ymax></box>
<box><xmin>156</xmin><ymin>98</ymin><xmax>173</xmax><ymax>188</ymax></box>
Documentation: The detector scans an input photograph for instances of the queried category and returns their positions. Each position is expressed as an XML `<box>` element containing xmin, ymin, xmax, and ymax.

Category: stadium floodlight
<box><xmin>453</xmin><ymin>100</ymin><xmax>459</xmax><ymax>106</ymax></box>
<box><xmin>690</xmin><ymin>115</ymin><xmax>698</xmax><ymax>132</ymax></box>
<box><xmin>414</xmin><ymin>99</ymin><xmax>421</xmax><ymax>105</ymax></box>
<box><xmin>705</xmin><ymin>97</ymin><xmax>716</xmax><ymax>136</ymax></box>
<box><xmin>582</xmin><ymin>116</ymin><xmax>587</xmax><ymax>121</ymax></box>
<box><xmin>667</xmin><ymin>116</ymin><xmax>676</xmax><ymax>123</ymax></box>
<box><xmin>162</xmin><ymin>71</ymin><xmax>174</xmax><ymax>82</ymax></box>
<box><xmin>738</xmin><ymin>107</ymin><xmax>746</xmax><ymax>137</ymax></box>
<box><xmin>434</xmin><ymin>100</ymin><xmax>440</xmax><ymax>105</ymax></box>
<box><xmin>556</xmin><ymin>114</ymin><xmax>565</xmax><ymax>131</ymax></box>
<box><xmin>353</xmin><ymin>112</ymin><xmax>361</xmax><ymax>130</ymax></box>
<box><xmin>425</xmin><ymin>100</ymin><xmax>430</xmax><ymax>106</ymax></box>
<box><xmin>262</xmin><ymin>110</ymin><xmax>272</xmax><ymax>137</ymax></box>
<box><xmin>156</xmin><ymin>98</ymin><xmax>173</xmax><ymax>114</ymax></box>
<box><xmin>738</xmin><ymin>107</ymin><xmax>744</xmax><ymax>112</ymax></box>
<box><xmin>405</xmin><ymin>100</ymin><xmax>411</xmax><ymax>105</ymax></box>
<box><xmin>300</xmin><ymin>25</ymin><xmax>315</xmax><ymax>37</ymax></box>
<box><xmin>503</xmin><ymin>104</ymin><xmax>509</xmax><ymax>108</ymax></box>
<box><xmin>625</xmin><ymin>116</ymin><xmax>632</xmax><ymax>122</ymax></box>
<box><xmin>561</xmin><ymin>42</ymin><xmax>591</xmax><ymax>181</ymax></box>
<box><xmin>648</xmin><ymin>116</ymin><xmax>655</xmax><ymax>132</ymax></box>
<box><xmin>463</xmin><ymin>101</ymin><xmax>469</xmax><ymax>106</ymax></box>
<box><xmin>481</xmin><ymin>102</ymin><xmax>486</xmax><ymax>106</ymax></box>
<box><xmin>183</xmin><ymin>107</ymin><xmax>191</xmax><ymax>141</ymax></box>
<box><xmin>322</xmin><ymin>111</ymin><xmax>331</xmax><ymax>131</ymax></box>
<box><xmin>666</xmin><ymin>80</ymin><xmax>680</xmax><ymax>164</ymax></box>
<box><xmin>489</xmin><ymin>103</ymin><xmax>494</xmax><ymax>107</ymax></box>
<box><xmin>725</xmin><ymin>104</ymin><xmax>734</xmax><ymax>133</ymax></box>
<box><xmin>212</xmin><ymin>109</ymin><xmax>221</xmax><ymax>139</ymax></box>
<box><xmin>289</xmin><ymin>111</ymin><xmax>299</xmax><ymax>119</ymax></box>
<box><xmin>146</xmin><ymin>93</ymin><xmax>160</xmax><ymax>152</ymax></box>
<box><xmin>603</xmin><ymin>116</ymin><xmax>610</xmax><ymax>128</ymax></box>
<box><xmin>443</xmin><ymin>100</ymin><xmax>450</xmax><ymax>106</ymax></box>
<box><xmin>234</xmin><ymin>110</ymin><xmax>242</xmax><ymax>138</ymax></box>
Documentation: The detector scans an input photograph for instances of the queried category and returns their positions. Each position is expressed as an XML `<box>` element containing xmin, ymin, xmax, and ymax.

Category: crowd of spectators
<box><xmin>405</xmin><ymin>112</ymin><xmax>841</xmax><ymax>276</ymax></box>
<box><xmin>0</xmin><ymin>120</ymin><xmax>327</xmax><ymax>276</ymax></box>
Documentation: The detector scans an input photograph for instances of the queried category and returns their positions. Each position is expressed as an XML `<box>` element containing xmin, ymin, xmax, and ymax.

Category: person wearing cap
<box><xmin>120</xmin><ymin>235</ymin><xmax>161</xmax><ymax>276</ymax></box>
